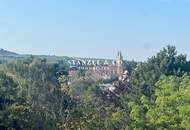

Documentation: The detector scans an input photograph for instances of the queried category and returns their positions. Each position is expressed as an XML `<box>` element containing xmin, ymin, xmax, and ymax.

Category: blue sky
<box><xmin>0</xmin><ymin>0</ymin><xmax>190</xmax><ymax>61</ymax></box>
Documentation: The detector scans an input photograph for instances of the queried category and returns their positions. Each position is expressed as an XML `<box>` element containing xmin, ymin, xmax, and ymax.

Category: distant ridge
<box><xmin>0</xmin><ymin>48</ymin><xmax>128</xmax><ymax>64</ymax></box>
<box><xmin>0</xmin><ymin>48</ymin><xmax>19</xmax><ymax>57</ymax></box>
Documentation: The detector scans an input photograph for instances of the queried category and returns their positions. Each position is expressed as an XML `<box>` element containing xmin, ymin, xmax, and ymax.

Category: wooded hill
<box><xmin>0</xmin><ymin>45</ymin><xmax>190</xmax><ymax>130</ymax></box>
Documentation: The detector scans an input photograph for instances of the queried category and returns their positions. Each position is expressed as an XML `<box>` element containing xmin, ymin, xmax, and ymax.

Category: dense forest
<box><xmin>0</xmin><ymin>45</ymin><xmax>190</xmax><ymax>130</ymax></box>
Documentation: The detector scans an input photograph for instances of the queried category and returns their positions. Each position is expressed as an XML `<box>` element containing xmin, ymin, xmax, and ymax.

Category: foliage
<box><xmin>0</xmin><ymin>57</ymin><xmax>75</xmax><ymax>130</ymax></box>
<box><xmin>130</xmin><ymin>45</ymin><xmax>190</xmax><ymax>99</ymax></box>
<box><xmin>146</xmin><ymin>75</ymin><xmax>190</xmax><ymax>130</ymax></box>
<box><xmin>0</xmin><ymin>46</ymin><xmax>190</xmax><ymax>130</ymax></box>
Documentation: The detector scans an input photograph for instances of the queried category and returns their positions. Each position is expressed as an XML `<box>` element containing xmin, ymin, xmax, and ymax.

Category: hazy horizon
<box><xmin>1</xmin><ymin>0</ymin><xmax>190</xmax><ymax>61</ymax></box>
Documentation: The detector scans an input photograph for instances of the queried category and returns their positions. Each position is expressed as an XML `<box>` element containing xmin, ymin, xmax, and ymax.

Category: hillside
<box><xmin>0</xmin><ymin>48</ymin><xmax>70</xmax><ymax>63</ymax></box>
<box><xmin>0</xmin><ymin>48</ymin><xmax>120</xmax><ymax>63</ymax></box>
<box><xmin>1</xmin><ymin>46</ymin><xmax>190</xmax><ymax>130</ymax></box>
<box><xmin>0</xmin><ymin>48</ymin><xmax>18</xmax><ymax>57</ymax></box>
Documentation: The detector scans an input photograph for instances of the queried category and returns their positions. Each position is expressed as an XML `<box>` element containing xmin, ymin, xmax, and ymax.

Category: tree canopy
<box><xmin>0</xmin><ymin>45</ymin><xmax>190</xmax><ymax>130</ymax></box>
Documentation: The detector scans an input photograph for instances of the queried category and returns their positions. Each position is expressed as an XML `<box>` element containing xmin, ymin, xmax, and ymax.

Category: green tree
<box><xmin>146</xmin><ymin>75</ymin><xmax>190</xmax><ymax>130</ymax></box>
<box><xmin>1</xmin><ymin>57</ymin><xmax>76</xmax><ymax>130</ymax></box>
<box><xmin>130</xmin><ymin>45</ymin><xmax>189</xmax><ymax>99</ymax></box>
